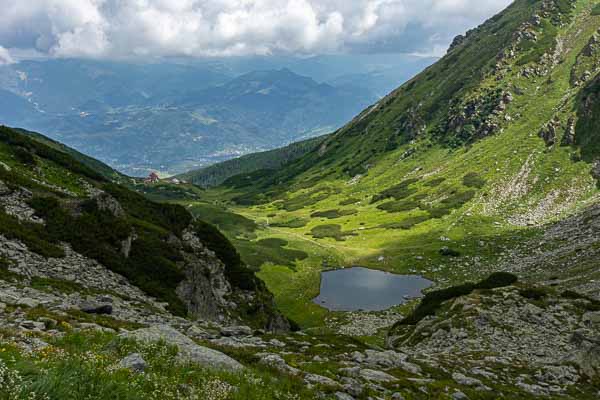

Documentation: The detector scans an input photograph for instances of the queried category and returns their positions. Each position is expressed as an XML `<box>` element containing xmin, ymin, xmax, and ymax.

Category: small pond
<box><xmin>313</xmin><ymin>267</ymin><xmax>433</xmax><ymax>312</ymax></box>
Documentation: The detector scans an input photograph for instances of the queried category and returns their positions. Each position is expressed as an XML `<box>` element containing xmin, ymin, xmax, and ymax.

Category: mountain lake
<box><xmin>313</xmin><ymin>267</ymin><xmax>433</xmax><ymax>311</ymax></box>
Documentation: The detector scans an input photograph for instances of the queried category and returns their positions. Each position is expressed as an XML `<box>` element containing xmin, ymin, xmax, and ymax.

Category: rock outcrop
<box><xmin>539</xmin><ymin>117</ymin><xmax>561</xmax><ymax>146</ymax></box>
<box><xmin>118</xmin><ymin>353</ymin><xmax>147</xmax><ymax>373</ymax></box>
<box><xmin>387</xmin><ymin>284</ymin><xmax>599</xmax><ymax>397</ymax></box>
<box><xmin>447</xmin><ymin>34</ymin><xmax>466</xmax><ymax>53</ymax></box>
<box><xmin>592</xmin><ymin>160</ymin><xmax>600</xmax><ymax>181</ymax></box>
<box><xmin>569</xmin><ymin>331</ymin><xmax>600</xmax><ymax>379</ymax></box>
<box><xmin>175</xmin><ymin>230</ymin><xmax>233</xmax><ymax>322</ymax></box>
<box><xmin>121</xmin><ymin>325</ymin><xmax>244</xmax><ymax>371</ymax></box>
<box><xmin>0</xmin><ymin>166</ymin><xmax>287</xmax><ymax>332</ymax></box>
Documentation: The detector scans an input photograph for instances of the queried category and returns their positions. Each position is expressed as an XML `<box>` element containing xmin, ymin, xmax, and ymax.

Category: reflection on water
<box><xmin>313</xmin><ymin>267</ymin><xmax>432</xmax><ymax>312</ymax></box>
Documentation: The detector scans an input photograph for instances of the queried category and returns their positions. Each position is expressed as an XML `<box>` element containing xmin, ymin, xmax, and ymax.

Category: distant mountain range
<box><xmin>0</xmin><ymin>55</ymin><xmax>435</xmax><ymax>176</ymax></box>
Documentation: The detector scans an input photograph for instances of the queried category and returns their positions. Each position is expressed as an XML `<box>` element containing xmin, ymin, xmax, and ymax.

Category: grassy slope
<box><xmin>196</xmin><ymin>0</ymin><xmax>600</xmax><ymax>329</ymax></box>
<box><xmin>12</xmin><ymin>127</ymin><xmax>128</xmax><ymax>183</ymax></box>
<box><xmin>0</xmin><ymin>329</ymin><xmax>323</xmax><ymax>400</ymax></box>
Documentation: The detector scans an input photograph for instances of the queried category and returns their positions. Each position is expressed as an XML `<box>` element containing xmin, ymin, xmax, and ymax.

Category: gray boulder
<box><xmin>334</xmin><ymin>392</ymin><xmax>355</xmax><ymax>400</ymax></box>
<box><xmin>186</xmin><ymin>324</ymin><xmax>212</xmax><ymax>340</ymax></box>
<box><xmin>452</xmin><ymin>391</ymin><xmax>469</xmax><ymax>400</ymax></box>
<box><xmin>20</xmin><ymin>320</ymin><xmax>46</xmax><ymax>331</ymax></box>
<box><xmin>304</xmin><ymin>373</ymin><xmax>340</xmax><ymax>388</ymax></box>
<box><xmin>359</xmin><ymin>368</ymin><xmax>397</xmax><ymax>382</ymax></box>
<box><xmin>592</xmin><ymin>160</ymin><xmax>600</xmax><ymax>181</ymax></box>
<box><xmin>257</xmin><ymin>353</ymin><xmax>301</xmax><ymax>375</ymax></box>
<box><xmin>339</xmin><ymin>367</ymin><xmax>398</xmax><ymax>383</ymax></box>
<box><xmin>570</xmin><ymin>331</ymin><xmax>600</xmax><ymax>378</ymax></box>
<box><xmin>221</xmin><ymin>325</ymin><xmax>253</xmax><ymax>337</ymax></box>
<box><xmin>583</xmin><ymin>311</ymin><xmax>600</xmax><ymax>326</ymax></box>
<box><xmin>452</xmin><ymin>372</ymin><xmax>481</xmax><ymax>386</ymax></box>
<box><xmin>119</xmin><ymin>353</ymin><xmax>147</xmax><ymax>373</ymax></box>
<box><xmin>18</xmin><ymin>297</ymin><xmax>41</xmax><ymax>308</ymax></box>
<box><xmin>452</xmin><ymin>372</ymin><xmax>490</xmax><ymax>390</ymax></box>
<box><xmin>121</xmin><ymin>325</ymin><xmax>244</xmax><ymax>371</ymax></box>
<box><xmin>356</xmin><ymin>350</ymin><xmax>421</xmax><ymax>374</ymax></box>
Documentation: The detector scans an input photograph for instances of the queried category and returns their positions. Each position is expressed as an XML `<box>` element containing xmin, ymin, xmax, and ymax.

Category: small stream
<box><xmin>313</xmin><ymin>267</ymin><xmax>432</xmax><ymax>312</ymax></box>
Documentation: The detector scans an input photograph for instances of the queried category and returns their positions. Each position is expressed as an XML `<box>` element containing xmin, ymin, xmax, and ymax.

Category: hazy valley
<box><xmin>0</xmin><ymin>55</ymin><xmax>434</xmax><ymax>176</ymax></box>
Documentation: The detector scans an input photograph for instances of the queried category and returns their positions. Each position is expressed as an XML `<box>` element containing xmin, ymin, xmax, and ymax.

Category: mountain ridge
<box><xmin>218</xmin><ymin>0</ymin><xmax>599</xmax><ymax>210</ymax></box>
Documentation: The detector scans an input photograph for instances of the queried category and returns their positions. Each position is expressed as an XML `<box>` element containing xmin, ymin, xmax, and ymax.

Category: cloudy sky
<box><xmin>0</xmin><ymin>0</ymin><xmax>512</xmax><ymax>63</ymax></box>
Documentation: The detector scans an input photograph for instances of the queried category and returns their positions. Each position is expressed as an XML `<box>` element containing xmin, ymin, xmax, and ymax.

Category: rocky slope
<box><xmin>387</xmin><ymin>283</ymin><xmax>600</xmax><ymax>398</ymax></box>
<box><xmin>3</xmin><ymin>266</ymin><xmax>599</xmax><ymax>399</ymax></box>
<box><xmin>0</xmin><ymin>125</ymin><xmax>287</xmax><ymax>332</ymax></box>
<box><xmin>490</xmin><ymin>199</ymin><xmax>600</xmax><ymax>297</ymax></box>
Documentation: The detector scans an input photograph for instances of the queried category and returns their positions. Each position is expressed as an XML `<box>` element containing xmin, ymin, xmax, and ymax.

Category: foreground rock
<box><xmin>119</xmin><ymin>353</ymin><xmax>147</xmax><ymax>373</ymax></box>
<box><xmin>387</xmin><ymin>285</ymin><xmax>600</xmax><ymax>396</ymax></box>
<box><xmin>569</xmin><ymin>331</ymin><xmax>600</xmax><ymax>379</ymax></box>
<box><xmin>121</xmin><ymin>325</ymin><xmax>244</xmax><ymax>371</ymax></box>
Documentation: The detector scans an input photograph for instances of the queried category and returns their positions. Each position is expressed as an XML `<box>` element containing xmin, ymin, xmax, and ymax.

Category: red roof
<box><xmin>145</xmin><ymin>172</ymin><xmax>160</xmax><ymax>183</ymax></box>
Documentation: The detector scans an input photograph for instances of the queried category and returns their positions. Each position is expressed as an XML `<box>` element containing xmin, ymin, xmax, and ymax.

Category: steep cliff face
<box><xmin>0</xmin><ymin>125</ymin><xmax>288</xmax><ymax>331</ymax></box>
<box><xmin>176</xmin><ymin>230</ymin><xmax>233</xmax><ymax>321</ymax></box>
<box><xmin>576</xmin><ymin>74</ymin><xmax>600</xmax><ymax>171</ymax></box>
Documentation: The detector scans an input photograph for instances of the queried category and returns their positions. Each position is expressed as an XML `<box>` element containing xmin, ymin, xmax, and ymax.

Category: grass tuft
<box><xmin>462</xmin><ymin>172</ymin><xmax>486</xmax><ymax>188</ymax></box>
<box><xmin>380</xmin><ymin>215</ymin><xmax>431</xmax><ymax>230</ymax></box>
<box><xmin>310</xmin><ymin>224</ymin><xmax>357</xmax><ymax>241</ymax></box>
<box><xmin>310</xmin><ymin>209</ymin><xmax>358</xmax><ymax>219</ymax></box>
<box><xmin>397</xmin><ymin>272</ymin><xmax>518</xmax><ymax>325</ymax></box>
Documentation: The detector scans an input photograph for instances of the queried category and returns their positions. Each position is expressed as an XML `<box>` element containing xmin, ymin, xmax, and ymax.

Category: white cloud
<box><xmin>0</xmin><ymin>0</ymin><xmax>512</xmax><ymax>59</ymax></box>
<box><xmin>0</xmin><ymin>46</ymin><xmax>15</xmax><ymax>65</ymax></box>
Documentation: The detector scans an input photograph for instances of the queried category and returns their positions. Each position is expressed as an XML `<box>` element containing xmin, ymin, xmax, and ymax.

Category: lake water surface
<box><xmin>313</xmin><ymin>267</ymin><xmax>433</xmax><ymax>311</ymax></box>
